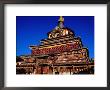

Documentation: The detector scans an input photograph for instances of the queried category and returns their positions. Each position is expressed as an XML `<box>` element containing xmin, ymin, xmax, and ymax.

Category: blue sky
<box><xmin>16</xmin><ymin>16</ymin><xmax>94</xmax><ymax>59</ymax></box>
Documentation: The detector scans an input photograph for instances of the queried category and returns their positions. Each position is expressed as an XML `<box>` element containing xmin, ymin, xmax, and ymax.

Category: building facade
<box><xmin>16</xmin><ymin>16</ymin><xmax>94</xmax><ymax>74</ymax></box>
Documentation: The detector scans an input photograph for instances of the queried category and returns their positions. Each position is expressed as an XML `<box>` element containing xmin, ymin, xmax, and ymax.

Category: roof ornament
<box><xmin>58</xmin><ymin>16</ymin><xmax>64</xmax><ymax>22</ymax></box>
<box><xmin>58</xmin><ymin>16</ymin><xmax>64</xmax><ymax>28</ymax></box>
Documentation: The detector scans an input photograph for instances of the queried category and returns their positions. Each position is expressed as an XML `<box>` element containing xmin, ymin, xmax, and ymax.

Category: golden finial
<box><xmin>58</xmin><ymin>16</ymin><xmax>64</xmax><ymax>22</ymax></box>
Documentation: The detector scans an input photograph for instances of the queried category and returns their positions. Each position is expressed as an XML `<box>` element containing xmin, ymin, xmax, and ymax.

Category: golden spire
<box><xmin>58</xmin><ymin>16</ymin><xmax>64</xmax><ymax>22</ymax></box>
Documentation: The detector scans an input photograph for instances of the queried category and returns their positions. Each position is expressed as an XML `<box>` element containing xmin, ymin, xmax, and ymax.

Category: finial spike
<box><xmin>58</xmin><ymin>16</ymin><xmax>64</xmax><ymax>22</ymax></box>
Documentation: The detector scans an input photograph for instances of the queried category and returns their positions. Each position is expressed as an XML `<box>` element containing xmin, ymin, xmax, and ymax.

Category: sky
<box><xmin>16</xmin><ymin>16</ymin><xmax>94</xmax><ymax>59</ymax></box>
